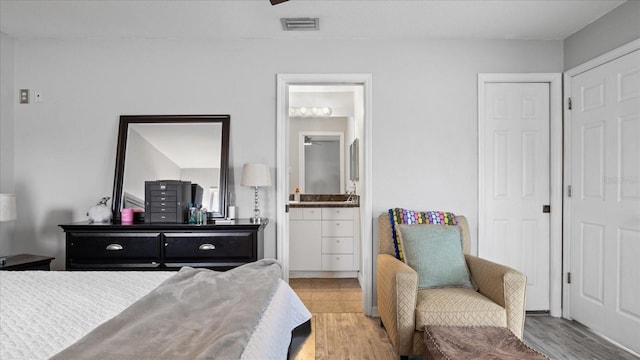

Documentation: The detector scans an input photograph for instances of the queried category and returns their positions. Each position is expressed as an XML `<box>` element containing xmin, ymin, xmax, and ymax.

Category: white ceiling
<box><xmin>0</xmin><ymin>0</ymin><xmax>625</xmax><ymax>41</ymax></box>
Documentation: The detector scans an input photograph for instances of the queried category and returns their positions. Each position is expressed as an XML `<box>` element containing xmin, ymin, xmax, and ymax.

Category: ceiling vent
<box><xmin>281</xmin><ymin>18</ymin><xmax>319</xmax><ymax>31</ymax></box>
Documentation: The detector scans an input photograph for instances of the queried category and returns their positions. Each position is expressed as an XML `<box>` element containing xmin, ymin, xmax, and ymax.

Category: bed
<box><xmin>0</xmin><ymin>259</ymin><xmax>311</xmax><ymax>360</ymax></box>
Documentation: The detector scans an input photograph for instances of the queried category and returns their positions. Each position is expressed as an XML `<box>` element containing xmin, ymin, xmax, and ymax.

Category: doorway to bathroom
<box><xmin>276</xmin><ymin>74</ymin><xmax>373</xmax><ymax>316</ymax></box>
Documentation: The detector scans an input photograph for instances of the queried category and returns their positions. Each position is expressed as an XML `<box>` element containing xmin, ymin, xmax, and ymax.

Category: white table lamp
<box><xmin>240</xmin><ymin>164</ymin><xmax>272</xmax><ymax>223</ymax></box>
<box><xmin>0</xmin><ymin>194</ymin><xmax>17</xmax><ymax>266</ymax></box>
<box><xmin>0</xmin><ymin>194</ymin><xmax>17</xmax><ymax>222</ymax></box>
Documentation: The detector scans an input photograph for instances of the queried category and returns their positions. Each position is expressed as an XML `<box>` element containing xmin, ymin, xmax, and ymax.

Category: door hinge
<box><xmin>567</xmin><ymin>185</ymin><xmax>572</xmax><ymax>198</ymax></box>
<box><xmin>542</xmin><ymin>205</ymin><xmax>551</xmax><ymax>213</ymax></box>
<box><xmin>568</xmin><ymin>97</ymin><xmax>572</xmax><ymax>110</ymax></box>
<box><xmin>567</xmin><ymin>272</ymin><xmax>571</xmax><ymax>284</ymax></box>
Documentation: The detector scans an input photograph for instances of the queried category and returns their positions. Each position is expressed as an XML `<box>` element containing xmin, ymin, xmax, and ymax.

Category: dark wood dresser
<box><xmin>59</xmin><ymin>220</ymin><xmax>266</xmax><ymax>271</ymax></box>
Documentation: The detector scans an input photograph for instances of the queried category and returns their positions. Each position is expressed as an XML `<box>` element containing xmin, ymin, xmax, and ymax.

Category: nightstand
<box><xmin>0</xmin><ymin>254</ymin><xmax>55</xmax><ymax>271</ymax></box>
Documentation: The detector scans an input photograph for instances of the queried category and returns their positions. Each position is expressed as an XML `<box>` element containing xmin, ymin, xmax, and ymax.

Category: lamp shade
<box><xmin>0</xmin><ymin>194</ymin><xmax>17</xmax><ymax>222</ymax></box>
<box><xmin>240</xmin><ymin>164</ymin><xmax>272</xmax><ymax>187</ymax></box>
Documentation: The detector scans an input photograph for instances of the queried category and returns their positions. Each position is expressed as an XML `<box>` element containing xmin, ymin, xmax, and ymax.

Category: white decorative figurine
<box><xmin>87</xmin><ymin>196</ymin><xmax>112</xmax><ymax>223</ymax></box>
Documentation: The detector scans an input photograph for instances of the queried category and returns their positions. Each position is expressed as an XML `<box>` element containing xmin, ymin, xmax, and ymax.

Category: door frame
<box><xmin>562</xmin><ymin>38</ymin><xmax>640</xmax><ymax>319</ymax></box>
<box><xmin>478</xmin><ymin>73</ymin><xmax>563</xmax><ymax>316</ymax></box>
<box><xmin>276</xmin><ymin>73</ymin><xmax>374</xmax><ymax>315</ymax></box>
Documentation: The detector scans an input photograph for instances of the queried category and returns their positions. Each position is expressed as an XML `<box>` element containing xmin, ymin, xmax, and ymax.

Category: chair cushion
<box><xmin>388</xmin><ymin>209</ymin><xmax>458</xmax><ymax>261</ymax></box>
<box><xmin>398</xmin><ymin>224</ymin><xmax>472</xmax><ymax>289</ymax></box>
<box><xmin>415</xmin><ymin>288</ymin><xmax>507</xmax><ymax>330</ymax></box>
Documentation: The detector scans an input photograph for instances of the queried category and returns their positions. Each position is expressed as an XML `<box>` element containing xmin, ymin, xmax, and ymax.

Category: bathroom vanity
<box><xmin>289</xmin><ymin>196</ymin><xmax>360</xmax><ymax>278</ymax></box>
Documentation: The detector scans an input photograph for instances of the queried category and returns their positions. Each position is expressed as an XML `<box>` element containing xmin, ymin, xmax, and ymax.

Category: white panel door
<box><xmin>569</xmin><ymin>49</ymin><xmax>640</xmax><ymax>353</ymax></box>
<box><xmin>480</xmin><ymin>82</ymin><xmax>550</xmax><ymax>311</ymax></box>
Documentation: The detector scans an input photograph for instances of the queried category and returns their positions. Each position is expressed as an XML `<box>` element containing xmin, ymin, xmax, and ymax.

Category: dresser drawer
<box><xmin>322</xmin><ymin>237</ymin><xmax>354</xmax><ymax>254</ymax></box>
<box><xmin>149</xmin><ymin>213</ymin><xmax>178</xmax><ymax>223</ymax></box>
<box><xmin>322</xmin><ymin>208</ymin><xmax>353</xmax><ymax>220</ymax></box>
<box><xmin>150</xmin><ymin>195</ymin><xmax>177</xmax><ymax>202</ymax></box>
<box><xmin>149</xmin><ymin>205</ymin><xmax>177</xmax><ymax>213</ymax></box>
<box><xmin>147</xmin><ymin>183</ymin><xmax>179</xmax><ymax>191</ymax></box>
<box><xmin>322</xmin><ymin>220</ymin><xmax>353</xmax><ymax>237</ymax></box>
<box><xmin>322</xmin><ymin>254</ymin><xmax>354</xmax><ymax>271</ymax></box>
<box><xmin>164</xmin><ymin>232</ymin><xmax>256</xmax><ymax>262</ymax></box>
<box><xmin>67</xmin><ymin>232</ymin><xmax>161</xmax><ymax>262</ymax></box>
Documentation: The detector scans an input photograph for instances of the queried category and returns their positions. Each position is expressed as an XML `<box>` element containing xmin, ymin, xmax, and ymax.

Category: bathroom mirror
<box><xmin>111</xmin><ymin>115</ymin><xmax>230</xmax><ymax>221</ymax></box>
<box><xmin>299</xmin><ymin>132</ymin><xmax>344</xmax><ymax>194</ymax></box>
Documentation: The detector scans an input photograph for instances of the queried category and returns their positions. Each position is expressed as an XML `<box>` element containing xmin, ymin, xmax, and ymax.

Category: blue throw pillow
<box><xmin>398</xmin><ymin>224</ymin><xmax>473</xmax><ymax>289</ymax></box>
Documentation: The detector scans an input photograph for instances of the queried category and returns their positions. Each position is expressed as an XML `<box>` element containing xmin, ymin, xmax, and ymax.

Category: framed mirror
<box><xmin>111</xmin><ymin>115</ymin><xmax>230</xmax><ymax>221</ymax></box>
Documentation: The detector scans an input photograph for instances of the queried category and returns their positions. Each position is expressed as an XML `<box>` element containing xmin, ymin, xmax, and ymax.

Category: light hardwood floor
<box><xmin>289</xmin><ymin>278</ymin><xmax>640</xmax><ymax>360</ymax></box>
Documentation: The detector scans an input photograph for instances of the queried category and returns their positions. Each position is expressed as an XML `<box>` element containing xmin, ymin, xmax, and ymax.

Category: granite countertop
<box><xmin>288</xmin><ymin>194</ymin><xmax>360</xmax><ymax>208</ymax></box>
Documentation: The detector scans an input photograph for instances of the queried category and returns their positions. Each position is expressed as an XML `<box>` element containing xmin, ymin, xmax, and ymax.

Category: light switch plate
<box><xmin>19</xmin><ymin>89</ymin><xmax>29</xmax><ymax>104</ymax></box>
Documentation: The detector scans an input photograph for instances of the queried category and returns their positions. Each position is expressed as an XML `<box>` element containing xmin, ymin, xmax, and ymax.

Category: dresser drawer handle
<box><xmin>106</xmin><ymin>244</ymin><xmax>123</xmax><ymax>251</ymax></box>
<box><xmin>199</xmin><ymin>243</ymin><xmax>216</xmax><ymax>251</ymax></box>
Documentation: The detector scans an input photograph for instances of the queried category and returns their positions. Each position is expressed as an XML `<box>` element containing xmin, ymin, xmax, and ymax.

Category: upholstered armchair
<box><xmin>376</xmin><ymin>213</ymin><xmax>527</xmax><ymax>358</ymax></box>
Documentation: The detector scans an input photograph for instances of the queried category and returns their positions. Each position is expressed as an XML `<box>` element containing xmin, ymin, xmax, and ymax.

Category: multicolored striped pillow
<box><xmin>388</xmin><ymin>208</ymin><xmax>458</xmax><ymax>261</ymax></box>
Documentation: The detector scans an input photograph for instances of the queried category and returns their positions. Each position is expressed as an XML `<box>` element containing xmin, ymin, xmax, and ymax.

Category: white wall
<box><xmin>564</xmin><ymin>1</ymin><xmax>640</xmax><ymax>70</ymax></box>
<box><xmin>11</xmin><ymin>38</ymin><xmax>562</xmax><ymax>269</ymax></box>
<box><xmin>123</xmin><ymin>128</ymin><xmax>181</xmax><ymax>203</ymax></box>
<box><xmin>0</xmin><ymin>32</ymin><xmax>16</xmax><ymax>254</ymax></box>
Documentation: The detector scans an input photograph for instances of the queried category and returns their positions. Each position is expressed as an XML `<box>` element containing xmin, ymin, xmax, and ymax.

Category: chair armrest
<box><xmin>377</xmin><ymin>253</ymin><xmax>418</xmax><ymax>355</ymax></box>
<box><xmin>464</xmin><ymin>254</ymin><xmax>527</xmax><ymax>339</ymax></box>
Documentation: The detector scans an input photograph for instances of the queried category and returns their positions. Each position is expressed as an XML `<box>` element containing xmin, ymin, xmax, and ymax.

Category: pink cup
<box><xmin>121</xmin><ymin>208</ymin><xmax>134</xmax><ymax>224</ymax></box>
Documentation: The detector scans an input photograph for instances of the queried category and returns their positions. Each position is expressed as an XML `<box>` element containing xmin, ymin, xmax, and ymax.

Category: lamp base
<box><xmin>249</xmin><ymin>217</ymin><xmax>267</xmax><ymax>224</ymax></box>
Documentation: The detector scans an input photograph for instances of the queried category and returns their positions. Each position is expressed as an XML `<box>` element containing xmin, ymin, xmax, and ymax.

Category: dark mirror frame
<box><xmin>111</xmin><ymin>114</ymin><xmax>230</xmax><ymax>221</ymax></box>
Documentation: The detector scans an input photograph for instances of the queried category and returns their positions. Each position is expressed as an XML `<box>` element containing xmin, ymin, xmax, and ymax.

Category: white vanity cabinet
<box><xmin>289</xmin><ymin>206</ymin><xmax>359</xmax><ymax>275</ymax></box>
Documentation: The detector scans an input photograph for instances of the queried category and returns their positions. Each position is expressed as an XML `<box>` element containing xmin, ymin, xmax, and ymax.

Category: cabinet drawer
<box><xmin>322</xmin><ymin>220</ymin><xmax>353</xmax><ymax>237</ymax></box>
<box><xmin>149</xmin><ymin>213</ymin><xmax>178</xmax><ymax>223</ymax></box>
<box><xmin>164</xmin><ymin>232</ymin><xmax>255</xmax><ymax>261</ymax></box>
<box><xmin>322</xmin><ymin>208</ymin><xmax>353</xmax><ymax>220</ymax></box>
<box><xmin>151</xmin><ymin>190</ymin><xmax>176</xmax><ymax>197</ymax></box>
<box><xmin>150</xmin><ymin>195</ymin><xmax>177</xmax><ymax>202</ymax></box>
<box><xmin>303</xmin><ymin>208</ymin><xmax>322</xmax><ymax>220</ymax></box>
<box><xmin>289</xmin><ymin>208</ymin><xmax>304</xmax><ymax>220</ymax></box>
<box><xmin>322</xmin><ymin>237</ymin><xmax>354</xmax><ymax>254</ymax></box>
<box><xmin>147</xmin><ymin>183</ymin><xmax>178</xmax><ymax>191</ymax></box>
<box><xmin>322</xmin><ymin>254</ymin><xmax>354</xmax><ymax>271</ymax></box>
<box><xmin>289</xmin><ymin>208</ymin><xmax>322</xmax><ymax>220</ymax></box>
<box><xmin>67</xmin><ymin>232</ymin><xmax>161</xmax><ymax>262</ymax></box>
<box><xmin>149</xmin><ymin>205</ymin><xmax>176</xmax><ymax>213</ymax></box>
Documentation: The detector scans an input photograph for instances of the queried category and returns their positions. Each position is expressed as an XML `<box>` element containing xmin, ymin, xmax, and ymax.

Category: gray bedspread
<box><xmin>51</xmin><ymin>259</ymin><xmax>283</xmax><ymax>360</ymax></box>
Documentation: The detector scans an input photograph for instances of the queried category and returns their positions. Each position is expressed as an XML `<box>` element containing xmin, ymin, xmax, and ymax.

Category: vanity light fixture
<box><xmin>289</xmin><ymin>106</ymin><xmax>332</xmax><ymax>117</ymax></box>
<box><xmin>240</xmin><ymin>164</ymin><xmax>272</xmax><ymax>224</ymax></box>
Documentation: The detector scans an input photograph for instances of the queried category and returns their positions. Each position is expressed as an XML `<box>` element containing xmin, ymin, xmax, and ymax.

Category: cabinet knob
<box><xmin>106</xmin><ymin>244</ymin><xmax>123</xmax><ymax>251</ymax></box>
<box><xmin>199</xmin><ymin>243</ymin><xmax>216</xmax><ymax>251</ymax></box>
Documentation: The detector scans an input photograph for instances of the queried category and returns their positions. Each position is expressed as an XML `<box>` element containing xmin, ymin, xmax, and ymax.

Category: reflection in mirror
<box><xmin>112</xmin><ymin>115</ymin><xmax>230</xmax><ymax>221</ymax></box>
<box><xmin>299</xmin><ymin>132</ymin><xmax>344</xmax><ymax>194</ymax></box>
